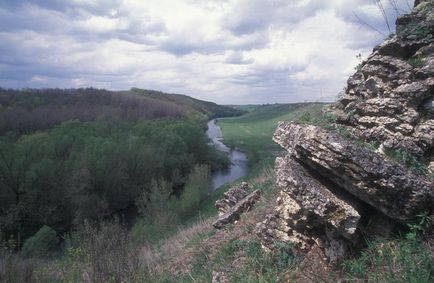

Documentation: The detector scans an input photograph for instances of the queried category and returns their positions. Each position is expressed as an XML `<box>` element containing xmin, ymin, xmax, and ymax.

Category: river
<box><xmin>206</xmin><ymin>119</ymin><xmax>249</xmax><ymax>190</ymax></box>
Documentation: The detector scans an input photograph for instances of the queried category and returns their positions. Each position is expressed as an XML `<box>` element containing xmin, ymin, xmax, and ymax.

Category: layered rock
<box><xmin>215</xmin><ymin>182</ymin><xmax>250</xmax><ymax>216</ymax></box>
<box><xmin>213</xmin><ymin>183</ymin><xmax>261</xmax><ymax>229</ymax></box>
<box><xmin>257</xmin><ymin>122</ymin><xmax>434</xmax><ymax>262</ymax></box>
<box><xmin>256</xmin><ymin>3</ymin><xmax>434</xmax><ymax>261</ymax></box>
<box><xmin>274</xmin><ymin>122</ymin><xmax>433</xmax><ymax>222</ymax></box>
<box><xmin>333</xmin><ymin>1</ymin><xmax>434</xmax><ymax>164</ymax></box>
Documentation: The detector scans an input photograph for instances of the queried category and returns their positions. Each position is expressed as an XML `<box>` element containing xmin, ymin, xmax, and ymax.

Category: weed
<box><xmin>354</xmin><ymin>139</ymin><xmax>380</xmax><ymax>151</ymax></box>
<box><xmin>385</xmin><ymin>148</ymin><xmax>429</xmax><ymax>176</ymax></box>
<box><xmin>398</xmin><ymin>21</ymin><xmax>431</xmax><ymax>39</ymax></box>
<box><xmin>1</xmin><ymin>238</ymin><xmax>36</xmax><ymax>283</ymax></box>
<box><xmin>59</xmin><ymin>220</ymin><xmax>144</xmax><ymax>283</ymax></box>
<box><xmin>408</xmin><ymin>56</ymin><xmax>424</xmax><ymax>68</ymax></box>
<box><xmin>407</xmin><ymin>212</ymin><xmax>432</xmax><ymax>238</ymax></box>
<box><xmin>342</xmin><ymin>236</ymin><xmax>433</xmax><ymax>282</ymax></box>
<box><xmin>354</xmin><ymin>53</ymin><xmax>363</xmax><ymax>71</ymax></box>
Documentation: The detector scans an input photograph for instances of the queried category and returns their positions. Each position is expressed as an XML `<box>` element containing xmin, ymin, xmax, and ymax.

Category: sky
<box><xmin>0</xmin><ymin>0</ymin><xmax>413</xmax><ymax>104</ymax></box>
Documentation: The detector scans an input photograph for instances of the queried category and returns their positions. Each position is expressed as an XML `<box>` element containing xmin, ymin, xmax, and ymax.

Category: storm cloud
<box><xmin>0</xmin><ymin>0</ymin><xmax>412</xmax><ymax>104</ymax></box>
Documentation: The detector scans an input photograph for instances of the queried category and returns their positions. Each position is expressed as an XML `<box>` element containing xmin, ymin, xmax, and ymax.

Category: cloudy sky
<box><xmin>0</xmin><ymin>0</ymin><xmax>413</xmax><ymax>104</ymax></box>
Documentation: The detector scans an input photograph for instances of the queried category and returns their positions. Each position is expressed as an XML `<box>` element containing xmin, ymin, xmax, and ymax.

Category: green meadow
<box><xmin>217</xmin><ymin>103</ymin><xmax>326</xmax><ymax>169</ymax></box>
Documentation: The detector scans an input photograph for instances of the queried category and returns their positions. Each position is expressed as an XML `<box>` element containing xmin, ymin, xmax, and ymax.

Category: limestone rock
<box><xmin>215</xmin><ymin>182</ymin><xmax>250</xmax><ymax>216</ymax></box>
<box><xmin>257</xmin><ymin>121</ymin><xmax>433</xmax><ymax>263</ymax></box>
<box><xmin>257</xmin><ymin>2</ymin><xmax>434</xmax><ymax>264</ymax></box>
<box><xmin>275</xmin><ymin>156</ymin><xmax>361</xmax><ymax>240</ymax></box>
<box><xmin>333</xmin><ymin>2</ymin><xmax>434</xmax><ymax>158</ymax></box>
<box><xmin>212</xmin><ymin>271</ymin><xmax>229</xmax><ymax>283</ymax></box>
<box><xmin>213</xmin><ymin>183</ymin><xmax>261</xmax><ymax>229</ymax></box>
<box><xmin>273</xmin><ymin>122</ymin><xmax>434</xmax><ymax>222</ymax></box>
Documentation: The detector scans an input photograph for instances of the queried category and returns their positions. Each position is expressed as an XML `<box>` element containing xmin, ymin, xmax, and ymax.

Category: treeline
<box><xmin>0</xmin><ymin>88</ymin><xmax>245</xmax><ymax>136</ymax></box>
<box><xmin>131</xmin><ymin>88</ymin><xmax>246</xmax><ymax>118</ymax></box>
<box><xmin>0</xmin><ymin>88</ymin><xmax>186</xmax><ymax>135</ymax></box>
<box><xmin>0</xmin><ymin>118</ymin><xmax>228</xmax><ymax>248</ymax></box>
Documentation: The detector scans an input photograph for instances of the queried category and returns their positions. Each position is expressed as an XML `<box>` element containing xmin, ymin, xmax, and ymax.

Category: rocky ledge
<box><xmin>213</xmin><ymin>182</ymin><xmax>261</xmax><ymax>229</ymax></box>
<box><xmin>257</xmin><ymin>122</ymin><xmax>433</xmax><ymax>262</ymax></box>
<box><xmin>332</xmin><ymin>0</ymin><xmax>434</xmax><ymax>169</ymax></box>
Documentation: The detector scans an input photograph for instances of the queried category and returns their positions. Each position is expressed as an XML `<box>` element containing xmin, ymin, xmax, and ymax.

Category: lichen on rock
<box><xmin>257</xmin><ymin>1</ymin><xmax>434</xmax><ymax>263</ymax></box>
<box><xmin>333</xmin><ymin>0</ymin><xmax>434</xmax><ymax>162</ymax></box>
<box><xmin>213</xmin><ymin>182</ymin><xmax>261</xmax><ymax>229</ymax></box>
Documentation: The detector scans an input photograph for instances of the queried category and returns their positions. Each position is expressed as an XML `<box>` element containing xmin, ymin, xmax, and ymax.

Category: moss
<box><xmin>408</xmin><ymin>56</ymin><xmax>424</xmax><ymax>68</ymax></box>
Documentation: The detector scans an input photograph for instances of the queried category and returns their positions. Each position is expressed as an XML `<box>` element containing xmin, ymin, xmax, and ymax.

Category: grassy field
<box><xmin>217</xmin><ymin>103</ymin><xmax>326</xmax><ymax>169</ymax></box>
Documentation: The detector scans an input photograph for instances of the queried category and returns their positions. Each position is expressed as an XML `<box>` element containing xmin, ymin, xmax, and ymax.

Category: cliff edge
<box><xmin>256</xmin><ymin>0</ymin><xmax>434</xmax><ymax>263</ymax></box>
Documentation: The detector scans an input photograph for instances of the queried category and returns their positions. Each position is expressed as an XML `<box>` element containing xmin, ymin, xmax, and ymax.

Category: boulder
<box><xmin>257</xmin><ymin>121</ymin><xmax>433</xmax><ymax>262</ymax></box>
<box><xmin>256</xmin><ymin>1</ymin><xmax>434</xmax><ymax>264</ymax></box>
<box><xmin>213</xmin><ymin>183</ymin><xmax>261</xmax><ymax>229</ymax></box>
<box><xmin>273</xmin><ymin>122</ymin><xmax>433</xmax><ymax>222</ymax></box>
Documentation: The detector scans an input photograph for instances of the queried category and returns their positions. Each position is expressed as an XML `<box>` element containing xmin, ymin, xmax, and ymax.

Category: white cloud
<box><xmin>0</xmin><ymin>0</ymin><xmax>411</xmax><ymax>104</ymax></box>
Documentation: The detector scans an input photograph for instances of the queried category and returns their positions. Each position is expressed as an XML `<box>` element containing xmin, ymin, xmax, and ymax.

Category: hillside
<box><xmin>131</xmin><ymin>88</ymin><xmax>244</xmax><ymax>118</ymax></box>
<box><xmin>0</xmin><ymin>87</ymin><xmax>242</xmax><ymax>276</ymax></box>
<box><xmin>0</xmin><ymin>88</ymin><xmax>244</xmax><ymax>135</ymax></box>
<box><xmin>1</xmin><ymin>1</ymin><xmax>433</xmax><ymax>282</ymax></box>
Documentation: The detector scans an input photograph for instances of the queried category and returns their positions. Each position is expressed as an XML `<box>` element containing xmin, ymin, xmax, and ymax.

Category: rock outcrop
<box><xmin>257</xmin><ymin>1</ymin><xmax>434</xmax><ymax>263</ymax></box>
<box><xmin>213</xmin><ymin>182</ymin><xmax>261</xmax><ymax>229</ymax></box>
<box><xmin>332</xmin><ymin>1</ymin><xmax>434</xmax><ymax>165</ymax></box>
<box><xmin>257</xmin><ymin>122</ymin><xmax>433</xmax><ymax>262</ymax></box>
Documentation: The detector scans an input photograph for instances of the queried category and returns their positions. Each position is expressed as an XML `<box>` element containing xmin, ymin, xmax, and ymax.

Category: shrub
<box><xmin>60</xmin><ymin>220</ymin><xmax>145</xmax><ymax>282</ymax></box>
<box><xmin>21</xmin><ymin>226</ymin><xmax>58</xmax><ymax>258</ymax></box>
<box><xmin>178</xmin><ymin>164</ymin><xmax>212</xmax><ymax>219</ymax></box>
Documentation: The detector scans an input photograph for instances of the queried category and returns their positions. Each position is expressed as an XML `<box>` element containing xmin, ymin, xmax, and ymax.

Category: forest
<box><xmin>0</xmin><ymin>88</ymin><xmax>242</xmax><ymax>253</ymax></box>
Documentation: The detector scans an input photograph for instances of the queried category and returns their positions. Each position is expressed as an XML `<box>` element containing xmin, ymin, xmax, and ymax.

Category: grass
<box><xmin>408</xmin><ymin>56</ymin><xmax>424</xmax><ymax>68</ymax></box>
<box><xmin>385</xmin><ymin>148</ymin><xmax>431</xmax><ymax>178</ymax></box>
<box><xmin>342</xmin><ymin>236</ymin><xmax>433</xmax><ymax>282</ymax></box>
<box><xmin>147</xmin><ymin>167</ymin><xmax>295</xmax><ymax>282</ymax></box>
<box><xmin>225</xmin><ymin>104</ymin><xmax>261</xmax><ymax>112</ymax></box>
<box><xmin>217</xmin><ymin>103</ymin><xmax>326</xmax><ymax>169</ymax></box>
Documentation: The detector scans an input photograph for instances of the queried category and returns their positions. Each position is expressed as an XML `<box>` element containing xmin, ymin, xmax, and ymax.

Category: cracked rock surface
<box><xmin>257</xmin><ymin>122</ymin><xmax>433</xmax><ymax>262</ymax></box>
<box><xmin>257</xmin><ymin>1</ymin><xmax>434</xmax><ymax>263</ymax></box>
<box><xmin>213</xmin><ymin>182</ymin><xmax>261</xmax><ymax>229</ymax></box>
<box><xmin>333</xmin><ymin>0</ymin><xmax>434</xmax><ymax>162</ymax></box>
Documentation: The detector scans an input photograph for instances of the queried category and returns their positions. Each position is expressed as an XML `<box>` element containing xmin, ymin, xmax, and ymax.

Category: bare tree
<box><xmin>353</xmin><ymin>0</ymin><xmax>412</xmax><ymax>37</ymax></box>
<box><xmin>353</xmin><ymin>12</ymin><xmax>388</xmax><ymax>37</ymax></box>
<box><xmin>373</xmin><ymin>0</ymin><xmax>392</xmax><ymax>34</ymax></box>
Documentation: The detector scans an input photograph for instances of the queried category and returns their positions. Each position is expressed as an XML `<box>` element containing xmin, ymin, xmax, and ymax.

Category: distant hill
<box><xmin>0</xmin><ymin>87</ymin><xmax>244</xmax><ymax>135</ymax></box>
<box><xmin>131</xmin><ymin>88</ymin><xmax>244</xmax><ymax>118</ymax></box>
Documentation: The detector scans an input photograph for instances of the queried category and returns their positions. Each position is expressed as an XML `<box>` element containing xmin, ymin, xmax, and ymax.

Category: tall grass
<box><xmin>342</xmin><ymin>236</ymin><xmax>433</xmax><ymax>282</ymax></box>
<box><xmin>59</xmin><ymin>220</ymin><xmax>147</xmax><ymax>282</ymax></box>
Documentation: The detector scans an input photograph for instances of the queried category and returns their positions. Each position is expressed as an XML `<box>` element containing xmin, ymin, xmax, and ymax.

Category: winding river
<box><xmin>206</xmin><ymin>119</ymin><xmax>249</xmax><ymax>190</ymax></box>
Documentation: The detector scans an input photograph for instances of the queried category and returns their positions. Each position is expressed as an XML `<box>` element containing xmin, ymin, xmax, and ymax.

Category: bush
<box><xmin>21</xmin><ymin>226</ymin><xmax>58</xmax><ymax>258</ymax></box>
<box><xmin>60</xmin><ymin>221</ymin><xmax>145</xmax><ymax>282</ymax></box>
<box><xmin>178</xmin><ymin>164</ymin><xmax>212</xmax><ymax>219</ymax></box>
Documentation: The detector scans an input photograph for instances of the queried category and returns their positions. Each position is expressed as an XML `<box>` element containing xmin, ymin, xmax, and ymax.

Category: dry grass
<box><xmin>151</xmin><ymin>216</ymin><xmax>216</xmax><ymax>276</ymax></box>
<box><xmin>148</xmin><ymin>169</ymin><xmax>283</xmax><ymax>280</ymax></box>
